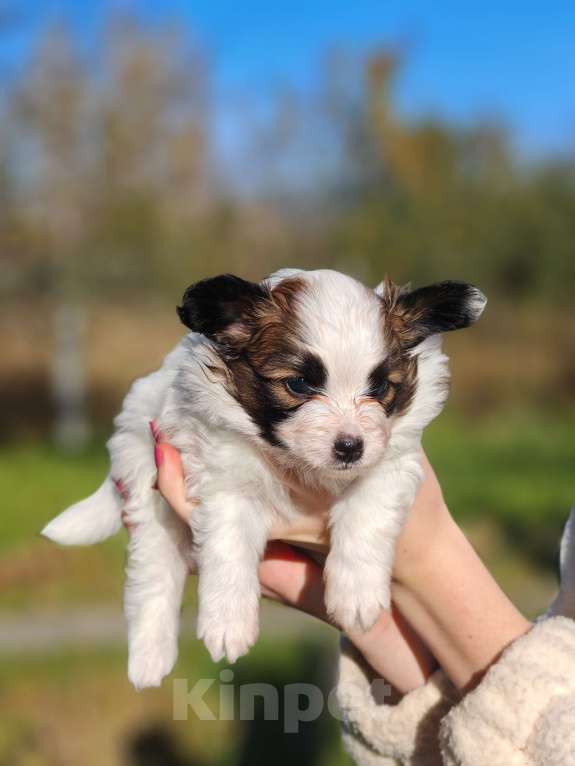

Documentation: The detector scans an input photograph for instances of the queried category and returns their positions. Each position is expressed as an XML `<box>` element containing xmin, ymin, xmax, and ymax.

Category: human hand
<box><xmin>153</xmin><ymin>438</ymin><xmax>331</xmax><ymax>551</ymax></box>
<box><xmin>150</xmin><ymin>436</ymin><xmax>439</xmax><ymax>693</ymax></box>
<box><xmin>126</xmin><ymin>427</ymin><xmax>530</xmax><ymax>694</ymax></box>
<box><xmin>151</xmin><ymin>436</ymin><xmax>447</xmax><ymax>587</ymax></box>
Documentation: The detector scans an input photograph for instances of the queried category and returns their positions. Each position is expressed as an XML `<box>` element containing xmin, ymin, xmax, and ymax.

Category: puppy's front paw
<box><xmin>197</xmin><ymin>606</ymin><xmax>259</xmax><ymax>664</ymax></box>
<box><xmin>324</xmin><ymin>560</ymin><xmax>390</xmax><ymax>634</ymax></box>
<box><xmin>128</xmin><ymin>624</ymin><xmax>178</xmax><ymax>690</ymax></box>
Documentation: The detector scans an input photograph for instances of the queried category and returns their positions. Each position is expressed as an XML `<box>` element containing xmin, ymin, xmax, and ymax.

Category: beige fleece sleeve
<box><xmin>439</xmin><ymin>616</ymin><xmax>575</xmax><ymax>766</ymax></box>
<box><xmin>337</xmin><ymin>617</ymin><xmax>575</xmax><ymax>766</ymax></box>
<box><xmin>337</xmin><ymin>511</ymin><xmax>575</xmax><ymax>765</ymax></box>
<box><xmin>336</xmin><ymin>637</ymin><xmax>459</xmax><ymax>765</ymax></box>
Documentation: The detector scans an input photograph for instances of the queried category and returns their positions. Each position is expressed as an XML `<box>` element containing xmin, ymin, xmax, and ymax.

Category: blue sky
<box><xmin>3</xmin><ymin>0</ymin><xmax>575</xmax><ymax>156</ymax></box>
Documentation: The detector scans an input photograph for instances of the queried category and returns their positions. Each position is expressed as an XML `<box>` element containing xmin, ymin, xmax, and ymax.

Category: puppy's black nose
<box><xmin>333</xmin><ymin>435</ymin><xmax>364</xmax><ymax>464</ymax></box>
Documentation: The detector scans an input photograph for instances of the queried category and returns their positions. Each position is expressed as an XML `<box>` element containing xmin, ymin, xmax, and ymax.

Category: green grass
<box><xmin>0</xmin><ymin>441</ymin><xmax>127</xmax><ymax>609</ymax></box>
<box><xmin>0</xmin><ymin>440</ymin><xmax>112</xmax><ymax>554</ymax></box>
<box><xmin>424</xmin><ymin>409</ymin><xmax>575</xmax><ymax>569</ymax></box>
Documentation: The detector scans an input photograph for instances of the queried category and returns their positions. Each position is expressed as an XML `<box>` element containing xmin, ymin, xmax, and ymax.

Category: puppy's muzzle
<box><xmin>333</xmin><ymin>434</ymin><xmax>364</xmax><ymax>464</ymax></box>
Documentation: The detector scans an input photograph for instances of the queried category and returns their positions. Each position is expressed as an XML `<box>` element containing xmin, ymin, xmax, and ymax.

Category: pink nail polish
<box><xmin>113</xmin><ymin>477</ymin><xmax>129</xmax><ymax>501</ymax></box>
<box><xmin>154</xmin><ymin>445</ymin><xmax>163</xmax><ymax>467</ymax></box>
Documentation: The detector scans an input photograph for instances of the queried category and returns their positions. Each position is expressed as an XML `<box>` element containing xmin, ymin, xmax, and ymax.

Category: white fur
<box><xmin>42</xmin><ymin>269</ymin><xmax>482</xmax><ymax>688</ymax></box>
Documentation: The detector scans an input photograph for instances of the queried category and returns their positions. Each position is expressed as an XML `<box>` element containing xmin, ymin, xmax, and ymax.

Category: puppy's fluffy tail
<box><xmin>41</xmin><ymin>476</ymin><xmax>123</xmax><ymax>545</ymax></box>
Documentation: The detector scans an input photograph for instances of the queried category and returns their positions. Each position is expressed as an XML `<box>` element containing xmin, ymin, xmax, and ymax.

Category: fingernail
<box><xmin>154</xmin><ymin>445</ymin><xmax>163</xmax><ymax>467</ymax></box>
<box><xmin>149</xmin><ymin>420</ymin><xmax>160</xmax><ymax>442</ymax></box>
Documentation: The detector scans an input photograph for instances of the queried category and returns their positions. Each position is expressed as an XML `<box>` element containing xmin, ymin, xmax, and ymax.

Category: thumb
<box><xmin>259</xmin><ymin>542</ymin><xmax>330</xmax><ymax>622</ymax></box>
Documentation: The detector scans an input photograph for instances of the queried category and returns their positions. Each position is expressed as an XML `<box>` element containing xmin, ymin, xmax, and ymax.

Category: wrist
<box><xmin>391</xmin><ymin>513</ymin><xmax>531</xmax><ymax>691</ymax></box>
<box><xmin>347</xmin><ymin>607</ymin><xmax>438</xmax><ymax>694</ymax></box>
<box><xmin>392</xmin><ymin>497</ymin><xmax>456</xmax><ymax>591</ymax></box>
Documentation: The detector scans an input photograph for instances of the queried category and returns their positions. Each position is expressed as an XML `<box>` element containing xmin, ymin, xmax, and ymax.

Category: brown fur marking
<box><xmin>376</xmin><ymin>275</ymin><xmax>420</xmax><ymax>415</ymax></box>
<box><xmin>221</xmin><ymin>278</ymin><xmax>312</xmax><ymax>445</ymax></box>
<box><xmin>380</xmin><ymin>274</ymin><xmax>428</xmax><ymax>351</ymax></box>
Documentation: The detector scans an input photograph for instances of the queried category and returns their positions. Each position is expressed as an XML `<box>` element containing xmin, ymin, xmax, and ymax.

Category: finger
<box><xmin>155</xmin><ymin>443</ymin><xmax>197</xmax><ymax>522</ymax></box>
<box><xmin>259</xmin><ymin>542</ymin><xmax>330</xmax><ymax>623</ymax></box>
<box><xmin>121</xmin><ymin>510</ymin><xmax>135</xmax><ymax>534</ymax></box>
<box><xmin>113</xmin><ymin>478</ymin><xmax>135</xmax><ymax>534</ymax></box>
<box><xmin>113</xmin><ymin>477</ymin><xmax>129</xmax><ymax>502</ymax></box>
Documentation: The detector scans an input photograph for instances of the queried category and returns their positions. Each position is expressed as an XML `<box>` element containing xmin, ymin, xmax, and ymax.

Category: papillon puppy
<box><xmin>42</xmin><ymin>268</ymin><xmax>486</xmax><ymax>689</ymax></box>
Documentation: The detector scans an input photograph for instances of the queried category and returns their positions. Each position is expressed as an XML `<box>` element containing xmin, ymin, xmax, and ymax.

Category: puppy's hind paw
<box><xmin>128</xmin><ymin>629</ymin><xmax>178</xmax><ymax>690</ymax></box>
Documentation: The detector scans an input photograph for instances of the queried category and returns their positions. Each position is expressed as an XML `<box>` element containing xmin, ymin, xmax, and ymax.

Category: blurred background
<box><xmin>1</xmin><ymin>1</ymin><xmax>574</xmax><ymax>764</ymax></box>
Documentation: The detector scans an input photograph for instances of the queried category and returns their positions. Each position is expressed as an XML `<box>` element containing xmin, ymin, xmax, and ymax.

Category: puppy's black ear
<box><xmin>382</xmin><ymin>278</ymin><xmax>486</xmax><ymax>349</ymax></box>
<box><xmin>177</xmin><ymin>274</ymin><xmax>268</xmax><ymax>350</ymax></box>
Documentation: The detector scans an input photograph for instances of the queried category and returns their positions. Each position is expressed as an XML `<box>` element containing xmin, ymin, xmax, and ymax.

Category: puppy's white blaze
<box><xmin>41</xmin><ymin>476</ymin><xmax>122</xmax><ymax>545</ymax></box>
<box><xmin>299</xmin><ymin>271</ymin><xmax>384</xmax><ymax>366</ymax></box>
<box><xmin>274</xmin><ymin>269</ymin><xmax>391</xmax><ymax>474</ymax></box>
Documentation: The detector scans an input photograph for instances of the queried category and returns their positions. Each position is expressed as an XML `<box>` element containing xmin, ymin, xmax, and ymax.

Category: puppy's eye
<box><xmin>371</xmin><ymin>380</ymin><xmax>390</xmax><ymax>399</ymax></box>
<box><xmin>285</xmin><ymin>377</ymin><xmax>314</xmax><ymax>396</ymax></box>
